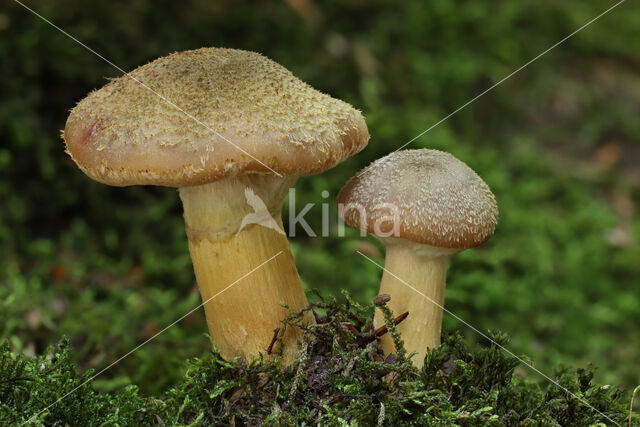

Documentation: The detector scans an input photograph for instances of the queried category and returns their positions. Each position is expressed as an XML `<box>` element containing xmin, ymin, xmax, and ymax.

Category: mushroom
<box><xmin>63</xmin><ymin>48</ymin><xmax>369</xmax><ymax>364</ymax></box>
<box><xmin>337</xmin><ymin>149</ymin><xmax>497</xmax><ymax>367</ymax></box>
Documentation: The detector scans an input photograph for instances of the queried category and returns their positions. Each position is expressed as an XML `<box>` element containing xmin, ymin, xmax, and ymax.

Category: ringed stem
<box><xmin>179</xmin><ymin>174</ymin><xmax>312</xmax><ymax>365</ymax></box>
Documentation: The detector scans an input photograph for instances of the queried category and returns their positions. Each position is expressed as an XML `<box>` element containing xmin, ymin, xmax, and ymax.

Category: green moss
<box><xmin>1</xmin><ymin>296</ymin><xmax>635</xmax><ymax>425</ymax></box>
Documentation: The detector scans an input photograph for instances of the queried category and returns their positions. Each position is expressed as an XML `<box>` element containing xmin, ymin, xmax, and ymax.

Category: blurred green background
<box><xmin>1</xmin><ymin>0</ymin><xmax>638</xmax><ymax>396</ymax></box>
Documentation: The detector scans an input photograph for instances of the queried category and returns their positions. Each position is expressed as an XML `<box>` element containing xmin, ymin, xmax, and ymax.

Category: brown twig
<box><xmin>342</xmin><ymin>311</ymin><xmax>409</xmax><ymax>345</ymax></box>
<box><xmin>343</xmin><ymin>323</ymin><xmax>360</xmax><ymax>335</ymax></box>
<box><xmin>267</xmin><ymin>327</ymin><xmax>280</xmax><ymax>355</ymax></box>
<box><xmin>374</xmin><ymin>311</ymin><xmax>409</xmax><ymax>337</ymax></box>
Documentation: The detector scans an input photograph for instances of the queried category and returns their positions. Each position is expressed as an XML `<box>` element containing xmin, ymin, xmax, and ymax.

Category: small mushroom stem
<box><xmin>179</xmin><ymin>174</ymin><xmax>313</xmax><ymax>365</ymax></box>
<box><xmin>374</xmin><ymin>242</ymin><xmax>455</xmax><ymax>367</ymax></box>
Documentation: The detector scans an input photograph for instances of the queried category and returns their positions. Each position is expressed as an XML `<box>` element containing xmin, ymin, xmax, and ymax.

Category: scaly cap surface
<box><xmin>64</xmin><ymin>48</ymin><xmax>369</xmax><ymax>187</ymax></box>
<box><xmin>337</xmin><ymin>149</ymin><xmax>498</xmax><ymax>249</ymax></box>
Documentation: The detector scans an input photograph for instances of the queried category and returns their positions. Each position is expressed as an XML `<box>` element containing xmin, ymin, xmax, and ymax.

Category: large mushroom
<box><xmin>64</xmin><ymin>48</ymin><xmax>369</xmax><ymax>364</ymax></box>
<box><xmin>337</xmin><ymin>149</ymin><xmax>497</xmax><ymax>367</ymax></box>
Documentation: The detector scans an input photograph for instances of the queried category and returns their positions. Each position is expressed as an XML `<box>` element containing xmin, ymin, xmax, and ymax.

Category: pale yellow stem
<box><xmin>179</xmin><ymin>174</ymin><xmax>313</xmax><ymax>365</ymax></box>
<box><xmin>374</xmin><ymin>242</ymin><xmax>452</xmax><ymax>367</ymax></box>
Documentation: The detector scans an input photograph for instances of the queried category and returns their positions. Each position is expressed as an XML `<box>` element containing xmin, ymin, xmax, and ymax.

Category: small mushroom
<box><xmin>64</xmin><ymin>48</ymin><xmax>369</xmax><ymax>364</ymax></box>
<box><xmin>337</xmin><ymin>149</ymin><xmax>497</xmax><ymax>366</ymax></box>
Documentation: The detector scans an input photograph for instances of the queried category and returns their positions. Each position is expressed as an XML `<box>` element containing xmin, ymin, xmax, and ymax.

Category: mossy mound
<box><xmin>1</xmin><ymin>293</ymin><xmax>635</xmax><ymax>425</ymax></box>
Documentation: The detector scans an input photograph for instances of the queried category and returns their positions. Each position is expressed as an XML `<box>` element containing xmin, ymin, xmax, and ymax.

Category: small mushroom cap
<box><xmin>63</xmin><ymin>48</ymin><xmax>369</xmax><ymax>187</ymax></box>
<box><xmin>337</xmin><ymin>149</ymin><xmax>498</xmax><ymax>249</ymax></box>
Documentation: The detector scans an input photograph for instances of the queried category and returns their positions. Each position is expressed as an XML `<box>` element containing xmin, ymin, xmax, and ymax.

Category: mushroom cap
<box><xmin>337</xmin><ymin>149</ymin><xmax>498</xmax><ymax>249</ymax></box>
<box><xmin>63</xmin><ymin>48</ymin><xmax>369</xmax><ymax>187</ymax></box>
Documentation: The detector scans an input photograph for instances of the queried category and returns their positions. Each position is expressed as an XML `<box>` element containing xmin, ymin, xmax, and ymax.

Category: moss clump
<box><xmin>1</xmin><ymin>293</ymin><xmax>635</xmax><ymax>425</ymax></box>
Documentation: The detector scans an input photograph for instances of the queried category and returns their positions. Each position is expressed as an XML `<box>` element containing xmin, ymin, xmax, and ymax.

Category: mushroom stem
<box><xmin>374</xmin><ymin>242</ymin><xmax>454</xmax><ymax>367</ymax></box>
<box><xmin>179</xmin><ymin>174</ymin><xmax>312</xmax><ymax>365</ymax></box>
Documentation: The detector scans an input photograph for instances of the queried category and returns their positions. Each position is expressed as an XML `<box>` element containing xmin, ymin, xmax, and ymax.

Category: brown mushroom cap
<box><xmin>337</xmin><ymin>149</ymin><xmax>498</xmax><ymax>249</ymax></box>
<box><xmin>63</xmin><ymin>48</ymin><xmax>369</xmax><ymax>187</ymax></box>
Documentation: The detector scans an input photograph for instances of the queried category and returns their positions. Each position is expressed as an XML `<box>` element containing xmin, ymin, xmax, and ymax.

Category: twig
<box><xmin>267</xmin><ymin>328</ymin><xmax>280</xmax><ymax>355</ymax></box>
<box><xmin>343</xmin><ymin>323</ymin><xmax>360</xmax><ymax>335</ymax></box>
<box><xmin>341</xmin><ymin>312</ymin><xmax>409</xmax><ymax>346</ymax></box>
<box><xmin>374</xmin><ymin>312</ymin><xmax>409</xmax><ymax>337</ymax></box>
